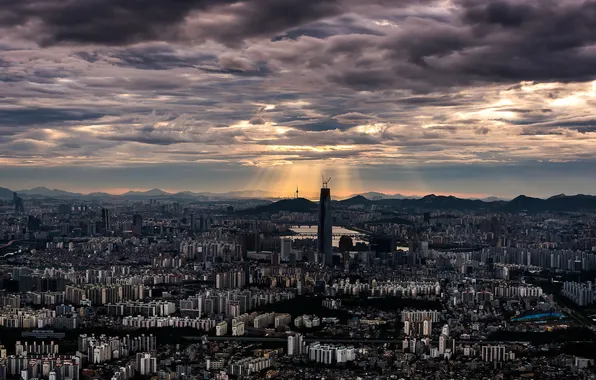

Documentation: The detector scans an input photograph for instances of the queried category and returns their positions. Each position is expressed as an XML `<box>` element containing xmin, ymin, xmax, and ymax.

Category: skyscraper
<box><xmin>13</xmin><ymin>192</ymin><xmax>24</xmax><ymax>214</ymax></box>
<box><xmin>101</xmin><ymin>208</ymin><xmax>111</xmax><ymax>233</ymax></box>
<box><xmin>190</xmin><ymin>213</ymin><xmax>197</xmax><ymax>231</ymax></box>
<box><xmin>132</xmin><ymin>214</ymin><xmax>143</xmax><ymax>235</ymax></box>
<box><xmin>318</xmin><ymin>178</ymin><xmax>333</xmax><ymax>266</ymax></box>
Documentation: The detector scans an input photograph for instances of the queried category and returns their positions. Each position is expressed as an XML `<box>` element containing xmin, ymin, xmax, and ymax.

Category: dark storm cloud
<box><xmin>0</xmin><ymin>107</ymin><xmax>106</xmax><ymax>126</ymax></box>
<box><xmin>332</xmin><ymin>112</ymin><xmax>375</xmax><ymax>124</ymax></box>
<box><xmin>289</xmin><ymin>119</ymin><xmax>356</xmax><ymax>131</ymax></box>
<box><xmin>273</xmin><ymin>15</ymin><xmax>385</xmax><ymax>41</ymax></box>
<box><xmin>517</xmin><ymin>117</ymin><xmax>596</xmax><ymax>135</ymax></box>
<box><xmin>474</xmin><ymin>127</ymin><xmax>490</xmax><ymax>135</ymax></box>
<box><xmin>309</xmin><ymin>0</ymin><xmax>596</xmax><ymax>92</ymax></box>
<box><xmin>0</xmin><ymin>0</ymin><xmax>425</xmax><ymax>47</ymax></box>
<box><xmin>75</xmin><ymin>45</ymin><xmax>217</xmax><ymax>70</ymax></box>
<box><xmin>3</xmin><ymin>0</ymin><xmax>596</xmax><ymax>194</ymax></box>
<box><xmin>0</xmin><ymin>0</ymin><xmax>236</xmax><ymax>45</ymax></box>
<box><xmin>428</xmin><ymin>126</ymin><xmax>458</xmax><ymax>134</ymax></box>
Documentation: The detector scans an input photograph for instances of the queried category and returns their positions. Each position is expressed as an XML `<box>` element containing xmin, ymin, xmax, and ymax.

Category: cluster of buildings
<box><xmin>457</xmin><ymin>283</ymin><xmax>544</xmax><ymax>304</ymax></box>
<box><xmin>215</xmin><ymin>271</ymin><xmax>247</xmax><ymax>289</ymax></box>
<box><xmin>480</xmin><ymin>345</ymin><xmax>517</xmax><ymax>362</ymax></box>
<box><xmin>562</xmin><ymin>281</ymin><xmax>596</xmax><ymax>306</ymax></box>
<box><xmin>0</xmin><ymin>308</ymin><xmax>78</xmax><ymax>329</ymax></box>
<box><xmin>322</xmin><ymin>298</ymin><xmax>342</xmax><ymax>309</ymax></box>
<box><xmin>15</xmin><ymin>341</ymin><xmax>59</xmax><ymax>356</ymax></box>
<box><xmin>78</xmin><ymin>334</ymin><xmax>156</xmax><ymax>364</ymax></box>
<box><xmin>179</xmin><ymin>289</ymin><xmax>295</xmax><ymax>318</ymax></box>
<box><xmin>135</xmin><ymin>353</ymin><xmax>157</xmax><ymax>376</ymax></box>
<box><xmin>294</xmin><ymin>315</ymin><xmax>321</xmax><ymax>329</ymax></box>
<box><xmin>228</xmin><ymin>357</ymin><xmax>273</xmax><ymax>377</ymax></box>
<box><xmin>253</xmin><ymin>312</ymin><xmax>292</xmax><ymax>329</ymax></box>
<box><xmin>121</xmin><ymin>315</ymin><xmax>217</xmax><ymax>330</ymax></box>
<box><xmin>307</xmin><ymin>342</ymin><xmax>356</xmax><ymax>364</ymax></box>
<box><xmin>0</xmin><ymin>354</ymin><xmax>80</xmax><ymax>380</ymax></box>
<box><xmin>325</xmin><ymin>279</ymin><xmax>441</xmax><ymax>298</ymax></box>
<box><xmin>441</xmin><ymin>247</ymin><xmax>596</xmax><ymax>273</ymax></box>
<box><xmin>65</xmin><ymin>284</ymin><xmax>149</xmax><ymax>306</ymax></box>
<box><xmin>105</xmin><ymin>301</ymin><xmax>176</xmax><ymax>317</ymax></box>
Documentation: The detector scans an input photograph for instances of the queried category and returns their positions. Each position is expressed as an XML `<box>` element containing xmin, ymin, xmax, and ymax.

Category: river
<box><xmin>288</xmin><ymin>225</ymin><xmax>365</xmax><ymax>246</ymax></box>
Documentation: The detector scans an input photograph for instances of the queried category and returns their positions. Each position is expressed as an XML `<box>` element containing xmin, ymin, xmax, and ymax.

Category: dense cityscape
<box><xmin>4</xmin><ymin>0</ymin><xmax>596</xmax><ymax>377</ymax></box>
<box><xmin>1</xmin><ymin>184</ymin><xmax>596</xmax><ymax>379</ymax></box>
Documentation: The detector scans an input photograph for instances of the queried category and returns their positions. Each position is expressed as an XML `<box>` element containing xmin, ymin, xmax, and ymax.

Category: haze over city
<box><xmin>2</xmin><ymin>0</ymin><xmax>596</xmax><ymax>197</ymax></box>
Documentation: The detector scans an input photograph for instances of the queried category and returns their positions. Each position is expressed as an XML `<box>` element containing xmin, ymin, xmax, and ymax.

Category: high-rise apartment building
<box><xmin>281</xmin><ymin>238</ymin><xmax>292</xmax><ymax>262</ymax></box>
<box><xmin>287</xmin><ymin>333</ymin><xmax>304</xmax><ymax>356</ymax></box>
<box><xmin>136</xmin><ymin>353</ymin><xmax>157</xmax><ymax>375</ymax></box>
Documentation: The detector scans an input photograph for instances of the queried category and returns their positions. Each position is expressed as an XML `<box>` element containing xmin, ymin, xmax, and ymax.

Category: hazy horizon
<box><xmin>5</xmin><ymin>182</ymin><xmax>596</xmax><ymax>200</ymax></box>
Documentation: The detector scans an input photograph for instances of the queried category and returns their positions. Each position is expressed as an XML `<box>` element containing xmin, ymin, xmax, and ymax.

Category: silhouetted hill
<box><xmin>500</xmin><ymin>195</ymin><xmax>546</xmax><ymax>212</ymax></box>
<box><xmin>337</xmin><ymin>195</ymin><xmax>373</xmax><ymax>207</ymax></box>
<box><xmin>122</xmin><ymin>188</ymin><xmax>170</xmax><ymax>197</ymax></box>
<box><xmin>312</xmin><ymin>193</ymin><xmax>596</xmax><ymax>212</ymax></box>
<box><xmin>86</xmin><ymin>192</ymin><xmax>115</xmax><ymax>197</ymax></box>
<box><xmin>349</xmin><ymin>192</ymin><xmax>418</xmax><ymax>200</ymax></box>
<box><xmin>236</xmin><ymin>198</ymin><xmax>315</xmax><ymax>215</ymax></box>
<box><xmin>372</xmin><ymin>194</ymin><xmax>500</xmax><ymax>211</ymax></box>
<box><xmin>18</xmin><ymin>187</ymin><xmax>82</xmax><ymax>198</ymax></box>
<box><xmin>403</xmin><ymin>194</ymin><xmax>494</xmax><ymax>210</ymax></box>
<box><xmin>0</xmin><ymin>187</ymin><xmax>14</xmax><ymax>199</ymax></box>
<box><xmin>526</xmin><ymin>194</ymin><xmax>596</xmax><ymax>212</ymax></box>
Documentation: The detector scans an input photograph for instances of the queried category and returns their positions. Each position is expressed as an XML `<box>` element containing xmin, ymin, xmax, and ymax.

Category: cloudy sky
<box><xmin>2</xmin><ymin>0</ymin><xmax>596</xmax><ymax>198</ymax></box>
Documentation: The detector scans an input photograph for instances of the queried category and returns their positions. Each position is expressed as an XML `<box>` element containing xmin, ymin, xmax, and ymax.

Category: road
<box><xmin>184</xmin><ymin>336</ymin><xmax>586</xmax><ymax>345</ymax></box>
<box><xmin>561</xmin><ymin>306</ymin><xmax>596</xmax><ymax>337</ymax></box>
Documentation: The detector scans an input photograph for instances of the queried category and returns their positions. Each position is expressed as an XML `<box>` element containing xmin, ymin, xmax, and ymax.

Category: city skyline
<box><xmin>3</xmin><ymin>0</ymin><xmax>596</xmax><ymax>196</ymax></box>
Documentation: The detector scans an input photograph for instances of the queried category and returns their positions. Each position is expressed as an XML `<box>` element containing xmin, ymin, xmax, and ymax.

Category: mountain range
<box><xmin>347</xmin><ymin>192</ymin><xmax>508</xmax><ymax>202</ymax></box>
<box><xmin>1</xmin><ymin>186</ymin><xmax>508</xmax><ymax>201</ymax></box>
<box><xmin>347</xmin><ymin>192</ymin><xmax>419</xmax><ymax>200</ymax></box>
<box><xmin>2</xmin><ymin>186</ymin><xmax>596</xmax><ymax>213</ymax></box>
<box><xmin>0</xmin><ymin>186</ymin><xmax>275</xmax><ymax>200</ymax></box>
<box><xmin>238</xmin><ymin>193</ymin><xmax>596</xmax><ymax>214</ymax></box>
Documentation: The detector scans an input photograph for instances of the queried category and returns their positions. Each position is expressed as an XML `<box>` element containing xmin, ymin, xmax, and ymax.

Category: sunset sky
<box><xmin>2</xmin><ymin>0</ymin><xmax>596</xmax><ymax>198</ymax></box>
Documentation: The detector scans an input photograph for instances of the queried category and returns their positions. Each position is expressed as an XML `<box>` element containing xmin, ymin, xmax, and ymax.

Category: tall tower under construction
<box><xmin>318</xmin><ymin>177</ymin><xmax>333</xmax><ymax>266</ymax></box>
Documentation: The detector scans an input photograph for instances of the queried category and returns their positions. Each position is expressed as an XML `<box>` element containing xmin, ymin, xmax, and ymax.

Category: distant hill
<box><xmin>296</xmin><ymin>193</ymin><xmax>596</xmax><ymax>212</ymax></box>
<box><xmin>337</xmin><ymin>195</ymin><xmax>373</xmax><ymax>207</ymax></box>
<box><xmin>402</xmin><ymin>194</ymin><xmax>495</xmax><ymax>210</ymax></box>
<box><xmin>478</xmin><ymin>196</ymin><xmax>509</xmax><ymax>202</ymax></box>
<box><xmin>18</xmin><ymin>187</ymin><xmax>83</xmax><ymax>198</ymax></box>
<box><xmin>500</xmin><ymin>195</ymin><xmax>545</xmax><ymax>212</ymax></box>
<box><xmin>350</xmin><ymin>192</ymin><xmax>417</xmax><ymax>200</ymax></box>
<box><xmin>236</xmin><ymin>198</ymin><xmax>315</xmax><ymax>215</ymax></box>
<box><xmin>0</xmin><ymin>187</ymin><xmax>15</xmax><ymax>199</ymax></box>
<box><xmin>86</xmin><ymin>192</ymin><xmax>115</xmax><ymax>197</ymax></box>
<box><xmin>500</xmin><ymin>194</ymin><xmax>596</xmax><ymax>212</ymax></box>
<box><xmin>122</xmin><ymin>188</ymin><xmax>171</xmax><ymax>197</ymax></box>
